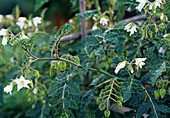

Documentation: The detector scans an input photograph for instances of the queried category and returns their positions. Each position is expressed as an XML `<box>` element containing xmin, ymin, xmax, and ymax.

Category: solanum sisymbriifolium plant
<box><xmin>0</xmin><ymin>0</ymin><xmax>170</xmax><ymax>118</ymax></box>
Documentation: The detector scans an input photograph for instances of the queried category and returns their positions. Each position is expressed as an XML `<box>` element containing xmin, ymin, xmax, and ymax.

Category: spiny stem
<box><xmin>22</xmin><ymin>46</ymin><xmax>122</xmax><ymax>80</ymax></box>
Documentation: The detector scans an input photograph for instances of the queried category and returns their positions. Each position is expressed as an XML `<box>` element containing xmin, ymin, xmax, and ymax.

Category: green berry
<box><xmin>104</xmin><ymin>110</ymin><xmax>110</xmax><ymax>117</ymax></box>
<box><xmin>154</xmin><ymin>90</ymin><xmax>160</xmax><ymax>100</ymax></box>
<box><xmin>115</xmin><ymin>101</ymin><xmax>122</xmax><ymax>107</ymax></box>
<box><xmin>99</xmin><ymin>104</ymin><xmax>105</xmax><ymax>111</ymax></box>
<box><xmin>97</xmin><ymin>98</ymin><xmax>103</xmax><ymax>104</ymax></box>
<box><xmin>159</xmin><ymin>89</ymin><xmax>166</xmax><ymax>98</ymax></box>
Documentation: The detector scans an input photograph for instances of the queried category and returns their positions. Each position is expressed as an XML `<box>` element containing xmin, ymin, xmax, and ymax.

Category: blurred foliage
<box><xmin>0</xmin><ymin>0</ymin><xmax>170</xmax><ymax>118</ymax></box>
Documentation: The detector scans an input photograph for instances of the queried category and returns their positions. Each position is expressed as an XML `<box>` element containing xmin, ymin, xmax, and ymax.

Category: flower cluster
<box><xmin>136</xmin><ymin>0</ymin><xmax>164</xmax><ymax>12</ymax></box>
<box><xmin>114</xmin><ymin>58</ymin><xmax>147</xmax><ymax>74</ymax></box>
<box><xmin>124</xmin><ymin>23</ymin><xmax>137</xmax><ymax>36</ymax></box>
<box><xmin>0</xmin><ymin>14</ymin><xmax>14</xmax><ymax>23</ymax></box>
<box><xmin>100</xmin><ymin>17</ymin><xmax>108</xmax><ymax>26</ymax></box>
<box><xmin>4</xmin><ymin>75</ymin><xmax>32</xmax><ymax>95</ymax></box>
<box><xmin>0</xmin><ymin>28</ymin><xmax>29</xmax><ymax>46</ymax></box>
<box><xmin>16</xmin><ymin>16</ymin><xmax>42</xmax><ymax>30</ymax></box>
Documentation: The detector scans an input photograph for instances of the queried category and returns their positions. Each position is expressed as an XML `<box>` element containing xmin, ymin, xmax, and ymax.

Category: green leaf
<box><xmin>123</xmin><ymin>87</ymin><xmax>131</xmax><ymax>102</ymax></box>
<box><xmin>141</xmin><ymin>62</ymin><xmax>166</xmax><ymax>86</ymax></box>
<box><xmin>51</xmin><ymin>23</ymin><xmax>74</xmax><ymax>56</ymax></box>
<box><xmin>95</xmin><ymin>46</ymin><xmax>105</xmax><ymax>56</ymax></box>
<box><xmin>80</xmin><ymin>89</ymin><xmax>95</xmax><ymax>112</ymax></box>
<box><xmin>34</xmin><ymin>0</ymin><xmax>49</xmax><ymax>12</ymax></box>
<box><xmin>136</xmin><ymin>100</ymin><xmax>151</xmax><ymax>117</ymax></box>
<box><xmin>90</xmin><ymin>74</ymin><xmax>105</xmax><ymax>86</ymax></box>
<box><xmin>115</xmin><ymin>36</ymin><xmax>125</xmax><ymax>55</ymax></box>
<box><xmin>85</xmin><ymin>36</ymin><xmax>100</xmax><ymax>47</ymax></box>
<box><xmin>92</xmin><ymin>29</ymin><xmax>104</xmax><ymax>39</ymax></box>
<box><xmin>76</xmin><ymin>9</ymin><xmax>98</xmax><ymax>22</ymax></box>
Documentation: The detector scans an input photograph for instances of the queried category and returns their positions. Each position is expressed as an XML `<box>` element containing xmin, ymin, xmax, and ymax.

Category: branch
<box><xmin>79</xmin><ymin>0</ymin><xmax>87</xmax><ymax>41</ymax></box>
<box><xmin>22</xmin><ymin>46</ymin><xmax>37</xmax><ymax>59</ymax></box>
<box><xmin>116</xmin><ymin>14</ymin><xmax>146</xmax><ymax>25</ymax></box>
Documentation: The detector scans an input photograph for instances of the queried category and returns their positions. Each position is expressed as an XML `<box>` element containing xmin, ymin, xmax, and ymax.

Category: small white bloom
<box><xmin>5</xmin><ymin>14</ymin><xmax>14</xmax><ymax>20</ymax></box>
<box><xmin>68</xmin><ymin>19</ymin><xmax>73</xmax><ymax>23</ymax></box>
<box><xmin>136</xmin><ymin>0</ymin><xmax>147</xmax><ymax>12</ymax></box>
<box><xmin>4</xmin><ymin>84</ymin><xmax>13</xmax><ymax>95</ymax></box>
<box><xmin>18</xmin><ymin>17</ymin><xmax>27</xmax><ymax>22</ymax></box>
<box><xmin>28</xmin><ymin>21</ymin><xmax>32</xmax><ymax>26</ymax></box>
<box><xmin>33</xmin><ymin>88</ymin><xmax>38</xmax><ymax>94</ymax></box>
<box><xmin>16</xmin><ymin>22</ymin><xmax>25</xmax><ymax>29</ymax></box>
<box><xmin>33</xmin><ymin>17</ymin><xmax>42</xmax><ymax>27</ymax></box>
<box><xmin>163</xmin><ymin>33</ymin><xmax>170</xmax><ymax>38</ymax></box>
<box><xmin>114</xmin><ymin>61</ymin><xmax>126</xmax><ymax>74</ymax></box>
<box><xmin>16</xmin><ymin>17</ymin><xmax>27</xmax><ymax>29</ymax></box>
<box><xmin>0</xmin><ymin>14</ymin><xmax>3</xmax><ymax>23</ymax></box>
<box><xmin>149</xmin><ymin>3</ymin><xmax>153</xmax><ymax>10</ymax></box>
<box><xmin>154</xmin><ymin>0</ymin><xmax>162</xmax><ymax>9</ymax></box>
<box><xmin>160</xmin><ymin>14</ymin><xmax>164</xmax><ymax>20</ymax></box>
<box><xmin>0</xmin><ymin>28</ymin><xmax>7</xmax><ymax>36</ymax></box>
<box><xmin>124</xmin><ymin>23</ymin><xmax>137</xmax><ymax>36</ymax></box>
<box><xmin>21</xmin><ymin>33</ymin><xmax>29</xmax><ymax>40</ymax></box>
<box><xmin>135</xmin><ymin>58</ymin><xmax>147</xmax><ymax>69</ymax></box>
<box><xmin>2</xmin><ymin>36</ymin><xmax>7</xmax><ymax>46</ymax></box>
<box><xmin>10</xmin><ymin>57</ymin><xmax>15</xmax><ymax>63</ymax></box>
<box><xmin>14</xmin><ymin>75</ymin><xmax>31</xmax><ymax>91</ymax></box>
<box><xmin>100</xmin><ymin>17</ymin><xmax>108</xmax><ymax>26</ymax></box>
<box><xmin>92</xmin><ymin>25</ymin><xmax>98</xmax><ymax>30</ymax></box>
<box><xmin>158</xmin><ymin>47</ymin><xmax>165</xmax><ymax>54</ymax></box>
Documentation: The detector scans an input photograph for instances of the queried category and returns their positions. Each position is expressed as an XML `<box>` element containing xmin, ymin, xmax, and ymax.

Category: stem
<box><xmin>106</xmin><ymin>79</ymin><xmax>114</xmax><ymax>109</ymax></box>
<box><xmin>142</xmin><ymin>86</ymin><xmax>158</xmax><ymax>118</ymax></box>
<box><xmin>22</xmin><ymin>46</ymin><xmax>120</xmax><ymax>80</ymax></box>
<box><xmin>22</xmin><ymin>46</ymin><xmax>37</xmax><ymax>59</ymax></box>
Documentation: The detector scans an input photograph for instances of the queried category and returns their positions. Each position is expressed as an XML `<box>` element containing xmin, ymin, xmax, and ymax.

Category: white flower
<box><xmin>114</xmin><ymin>61</ymin><xmax>126</xmax><ymax>74</ymax></box>
<box><xmin>0</xmin><ymin>28</ymin><xmax>8</xmax><ymax>46</ymax></box>
<box><xmin>28</xmin><ymin>21</ymin><xmax>32</xmax><ymax>26</ymax></box>
<box><xmin>92</xmin><ymin>25</ymin><xmax>98</xmax><ymax>30</ymax></box>
<box><xmin>135</xmin><ymin>58</ymin><xmax>147</xmax><ymax>68</ymax></box>
<box><xmin>154</xmin><ymin>0</ymin><xmax>162</xmax><ymax>9</ymax></box>
<box><xmin>0</xmin><ymin>28</ymin><xmax>7</xmax><ymax>36</ymax></box>
<box><xmin>16</xmin><ymin>22</ymin><xmax>25</xmax><ymax>29</ymax></box>
<box><xmin>18</xmin><ymin>17</ymin><xmax>27</xmax><ymax>22</ymax></box>
<box><xmin>21</xmin><ymin>33</ymin><xmax>29</xmax><ymax>40</ymax></box>
<box><xmin>136</xmin><ymin>0</ymin><xmax>147</xmax><ymax>12</ymax></box>
<box><xmin>160</xmin><ymin>14</ymin><xmax>164</xmax><ymax>20</ymax></box>
<box><xmin>4</xmin><ymin>84</ymin><xmax>13</xmax><ymax>95</ymax></box>
<box><xmin>33</xmin><ymin>88</ymin><xmax>38</xmax><ymax>94</ymax></box>
<box><xmin>124</xmin><ymin>23</ymin><xmax>137</xmax><ymax>36</ymax></box>
<box><xmin>14</xmin><ymin>75</ymin><xmax>31</xmax><ymax>91</ymax></box>
<box><xmin>5</xmin><ymin>14</ymin><xmax>14</xmax><ymax>20</ymax></box>
<box><xmin>158</xmin><ymin>47</ymin><xmax>165</xmax><ymax>54</ymax></box>
<box><xmin>100</xmin><ymin>17</ymin><xmax>108</xmax><ymax>26</ymax></box>
<box><xmin>0</xmin><ymin>14</ymin><xmax>3</xmax><ymax>23</ymax></box>
<box><xmin>33</xmin><ymin>17</ymin><xmax>42</xmax><ymax>27</ymax></box>
<box><xmin>2</xmin><ymin>37</ymin><xmax>7</xmax><ymax>46</ymax></box>
<box><xmin>68</xmin><ymin>19</ymin><xmax>73</xmax><ymax>23</ymax></box>
<box><xmin>16</xmin><ymin>17</ymin><xmax>27</xmax><ymax>29</ymax></box>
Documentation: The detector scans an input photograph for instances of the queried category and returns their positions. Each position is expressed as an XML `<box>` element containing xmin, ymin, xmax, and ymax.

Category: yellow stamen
<box><xmin>21</xmin><ymin>81</ymin><xmax>24</xmax><ymax>85</ymax></box>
